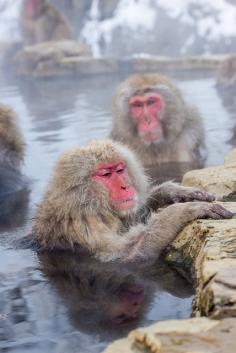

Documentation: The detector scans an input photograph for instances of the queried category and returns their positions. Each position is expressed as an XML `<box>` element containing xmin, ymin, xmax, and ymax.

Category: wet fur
<box><xmin>20</xmin><ymin>0</ymin><xmax>73</xmax><ymax>45</ymax></box>
<box><xmin>32</xmin><ymin>140</ymin><xmax>224</xmax><ymax>263</ymax></box>
<box><xmin>111</xmin><ymin>74</ymin><xmax>206</xmax><ymax>166</ymax></box>
<box><xmin>0</xmin><ymin>104</ymin><xmax>24</xmax><ymax>170</ymax></box>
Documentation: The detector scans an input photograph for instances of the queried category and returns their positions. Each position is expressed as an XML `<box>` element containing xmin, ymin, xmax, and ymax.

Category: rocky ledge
<box><xmin>104</xmin><ymin>317</ymin><xmax>236</xmax><ymax>353</ymax></box>
<box><xmin>104</xmin><ymin>149</ymin><xmax>236</xmax><ymax>353</ymax></box>
<box><xmin>182</xmin><ymin>149</ymin><xmax>236</xmax><ymax>201</ymax></box>
<box><xmin>10</xmin><ymin>43</ymin><xmax>229</xmax><ymax>78</ymax></box>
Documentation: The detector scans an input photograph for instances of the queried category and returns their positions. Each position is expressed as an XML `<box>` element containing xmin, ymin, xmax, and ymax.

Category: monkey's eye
<box><xmin>132</xmin><ymin>101</ymin><xmax>143</xmax><ymax>108</ymax></box>
<box><xmin>147</xmin><ymin>98</ymin><xmax>158</xmax><ymax>105</ymax></box>
<box><xmin>116</xmin><ymin>167</ymin><xmax>125</xmax><ymax>174</ymax></box>
<box><xmin>101</xmin><ymin>171</ymin><xmax>112</xmax><ymax>177</ymax></box>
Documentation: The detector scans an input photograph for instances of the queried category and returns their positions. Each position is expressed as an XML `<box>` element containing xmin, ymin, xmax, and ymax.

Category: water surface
<box><xmin>0</xmin><ymin>71</ymin><xmax>234</xmax><ymax>352</ymax></box>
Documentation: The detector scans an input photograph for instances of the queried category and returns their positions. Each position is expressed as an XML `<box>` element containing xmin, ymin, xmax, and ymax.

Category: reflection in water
<box><xmin>38</xmin><ymin>251</ymin><xmax>193</xmax><ymax>343</ymax></box>
<box><xmin>0</xmin><ymin>165</ymin><xmax>30</xmax><ymax>231</ymax></box>
<box><xmin>0</xmin><ymin>70</ymin><xmax>234</xmax><ymax>352</ymax></box>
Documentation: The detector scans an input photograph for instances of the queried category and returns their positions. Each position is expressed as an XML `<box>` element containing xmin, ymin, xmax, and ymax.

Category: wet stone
<box><xmin>104</xmin><ymin>318</ymin><xmax>236</xmax><ymax>353</ymax></box>
<box><xmin>14</xmin><ymin>40</ymin><xmax>92</xmax><ymax>77</ymax></box>
<box><xmin>182</xmin><ymin>163</ymin><xmax>236</xmax><ymax>201</ymax></box>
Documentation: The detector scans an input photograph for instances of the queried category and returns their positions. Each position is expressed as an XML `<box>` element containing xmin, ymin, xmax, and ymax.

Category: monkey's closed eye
<box><xmin>101</xmin><ymin>172</ymin><xmax>112</xmax><ymax>177</ymax></box>
<box><xmin>116</xmin><ymin>168</ymin><xmax>124</xmax><ymax>174</ymax></box>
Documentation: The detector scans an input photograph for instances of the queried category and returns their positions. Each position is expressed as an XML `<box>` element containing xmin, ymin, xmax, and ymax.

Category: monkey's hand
<box><xmin>168</xmin><ymin>185</ymin><xmax>215</xmax><ymax>203</ymax></box>
<box><xmin>148</xmin><ymin>181</ymin><xmax>215</xmax><ymax>210</ymax></box>
<box><xmin>147</xmin><ymin>202</ymin><xmax>233</xmax><ymax>255</ymax></box>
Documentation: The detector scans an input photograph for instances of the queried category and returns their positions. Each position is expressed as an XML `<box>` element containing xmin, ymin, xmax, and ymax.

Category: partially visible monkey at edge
<box><xmin>0</xmin><ymin>104</ymin><xmax>29</xmax><ymax>228</ymax></box>
<box><xmin>20</xmin><ymin>0</ymin><xmax>73</xmax><ymax>45</ymax></box>
<box><xmin>111</xmin><ymin>74</ymin><xmax>206</xmax><ymax>167</ymax></box>
<box><xmin>30</xmin><ymin>139</ymin><xmax>232</xmax><ymax>263</ymax></box>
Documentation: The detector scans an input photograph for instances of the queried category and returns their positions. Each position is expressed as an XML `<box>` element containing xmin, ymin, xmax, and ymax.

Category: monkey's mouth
<box><xmin>115</xmin><ymin>198</ymin><xmax>136</xmax><ymax>210</ymax></box>
<box><xmin>140</xmin><ymin>130</ymin><xmax>163</xmax><ymax>144</ymax></box>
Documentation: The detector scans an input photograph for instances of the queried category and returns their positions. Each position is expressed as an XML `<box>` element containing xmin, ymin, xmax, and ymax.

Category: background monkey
<box><xmin>111</xmin><ymin>74</ymin><xmax>206</xmax><ymax>167</ymax></box>
<box><xmin>0</xmin><ymin>104</ymin><xmax>24</xmax><ymax>171</ymax></box>
<box><xmin>31</xmin><ymin>140</ymin><xmax>232</xmax><ymax>262</ymax></box>
<box><xmin>0</xmin><ymin>104</ymin><xmax>29</xmax><ymax>228</ymax></box>
<box><xmin>20</xmin><ymin>0</ymin><xmax>73</xmax><ymax>45</ymax></box>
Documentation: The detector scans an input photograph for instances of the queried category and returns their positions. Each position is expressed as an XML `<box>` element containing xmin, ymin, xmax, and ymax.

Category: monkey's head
<box><xmin>0</xmin><ymin>104</ymin><xmax>24</xmax><ymax>169</ymax></box>
<box><xmin>46</xmin><ymin>140</ymin><xmax>149</xmax><ymax>219</ymax></box>
<box><xmin>24</xmin><ymin>0</ymin><xmax>46</xmax><ymax>18</ymax></box>
<box><xmin>113</xmin><ymin>74</ymin><xmax>187</xmax><ymax>146</ymax></box>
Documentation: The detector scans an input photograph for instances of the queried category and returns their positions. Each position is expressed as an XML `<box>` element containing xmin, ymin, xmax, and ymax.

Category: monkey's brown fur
<box><xmin>32</xmin><ymin>140</ymin><xmax>231</xmax><ymax>262</ymax></box>
<box><xmin>111</xmin><ymin>74</ymin><xmax>206</xmax><ymax>166</ymax></box>
<box><xmin>0</xmin><ymin>104</ymin><xmax>24</xmax><ymax>169</ymax></box>
<box><xmin>20</xmin><ymin>0</ymin><xmax>73</xmax><ymax>45</ymax></box>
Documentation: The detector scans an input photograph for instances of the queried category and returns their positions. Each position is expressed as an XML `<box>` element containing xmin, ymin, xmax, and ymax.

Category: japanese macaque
<box><xmin>20</xmin><ymin>0</ymin><xmax>73</xmax><ymax>45</ymax></box>
<box><xmin>0</xmin><ymin>104</ymin><xmax>29</xmax><ymax>228</ymax></box>
<box><xmin>111</xmin><ymin>74</ymin><xmax>206</xmax><ymax>167</ymax></box>
<box><xmin>0</xmin><ymin>104</ymin><xmax>24</xmax><ymax>171</ymax></box>
<box><xmin>31</xmin><ymin>140</ymin><xmax>232</xmax><ymax>262</ymax></box>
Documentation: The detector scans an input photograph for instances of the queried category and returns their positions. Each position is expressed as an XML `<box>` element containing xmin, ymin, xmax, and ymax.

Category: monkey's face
<box><xmin>129</xmin><ymin>92</ymin><xmax>164</xmax><ymax>145</ymax></box>
<box><xmin>24</xmin><ymin>0</ymin><xmax>44</xmax><ymax>18</ymax></box>
<box><xmin>92</xmin><ymin>160</ymin><xmax>137</xmax><ymax>213</ymax></box>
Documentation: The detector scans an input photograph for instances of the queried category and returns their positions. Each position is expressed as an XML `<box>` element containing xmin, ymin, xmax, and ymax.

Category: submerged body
<box><xmin>0</xmin><ymin>104</ymin><xmax>29</xmax><ymax>227</ymax></box>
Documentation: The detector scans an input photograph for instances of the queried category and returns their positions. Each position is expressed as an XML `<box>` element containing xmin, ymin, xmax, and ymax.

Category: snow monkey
<box><xmin>31</xmin><ymin>140</ymin><xmax>232</xmax><ymax>262</ymax></box>
<box><xmin>0</xmin><ymin>104</ymin><xmax>29</xmax><ymax>228</ymax></box>
<box><xmin>111</xmin><ymin>74</ymin><xmax>206</xmax><ymax>167</ymax></box>
<box><xmin>0</xmin><ymin>104</ymin><xmax>24</xmax><ymax>170</ymax></box>
<box><xmin>20</xmin><ymin>0</ymin><xmax>73</xmax><ymax>46</ymax></box>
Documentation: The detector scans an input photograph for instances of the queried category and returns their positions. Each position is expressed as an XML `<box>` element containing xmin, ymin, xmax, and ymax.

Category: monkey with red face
<box><xmin>111</xmin><ymin>74</ymin><xmax>206</xmax><ymax>167</ymax></box>
<box><xmin>31</xmin><ymin>140</ymin><xmax>232</xmax><ymax>263</ymax></box>
<box><xmin>20</xmin><ymin>0</ymin><xmax>73</xmax><ymax>45</ymax></box>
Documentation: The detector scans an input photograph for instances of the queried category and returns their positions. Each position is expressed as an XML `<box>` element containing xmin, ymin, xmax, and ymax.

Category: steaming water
<box><xmin>0</xmin><ymin>70</ymin><xmax>234</xmax><ymax>353</ymax></box>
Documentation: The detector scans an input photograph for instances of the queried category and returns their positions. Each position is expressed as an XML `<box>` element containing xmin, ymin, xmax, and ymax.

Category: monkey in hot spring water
<box><xmin>111</xmin><ymin>74</ymin><xmax>206</xmax><ymax>168</ymax></box>
<box><xmin>31</xmin><ymin>139</ymin><xmax>232</xmax><ymax>263</ymax></box>
<box><xmin>0</xmin><ymin>104</ymin><xmax>29</xmax><ymax>227</ymax></box>
<box><xmin>20</xmin><ymin>0</ymin><xmax>73</xmax><ymax>45</ymax></box>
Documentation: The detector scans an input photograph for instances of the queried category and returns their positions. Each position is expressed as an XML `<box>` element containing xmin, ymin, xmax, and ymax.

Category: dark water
<box><xmin>0</xmin><ymin>71</ymin><xmax>234</xmax><ymax>353</ymax></box>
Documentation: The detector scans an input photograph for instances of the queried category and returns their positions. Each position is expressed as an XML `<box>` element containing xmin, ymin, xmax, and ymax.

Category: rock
<box><xmin>127</xmin><ymin>55</ymin><xmax>227</xmax><ymax>72</ymax></box>
<box><xmin>168</xmin><ymin>202</ymin><xmax>236</xmax><ymax>319</ymax></box>
<box><xmin>104</xmin><ymin>202</ymin><xmax>236</xmax><ymax>353</ymax></box>
<box><xmin>14</xmin><ymin>40</ymin><xmax>93</xmax><ymax>77</ymax></box>
<box><xmin>104</xmin><ymin>317</ymin><xmax>236</xmax><ymax>353</ymax></box>
<box><xmin>225</xmin><ymin>148</ymin><xmax>236</xmax><ymax>165</ymax></box>
<box><xmin>182</xmin><ymin>164</ymin><xmax>236</xmax><ymax>201</ymax></box>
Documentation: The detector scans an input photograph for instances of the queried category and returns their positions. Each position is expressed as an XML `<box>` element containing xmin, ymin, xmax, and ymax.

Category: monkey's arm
<box><xmin>97</xmin><ymin>202</ymin><xmax>232</xmax><ymax>263</ymax></box>
<box><xmin>147</xmin><ymin>181</ymin><xmax>215</xmax><ymax>211</ymax></box>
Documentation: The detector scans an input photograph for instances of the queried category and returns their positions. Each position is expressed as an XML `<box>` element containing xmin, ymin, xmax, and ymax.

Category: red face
<box><xmin>92</xmin><ymin>161</ymin><xmax>137</xmax><ymax>211</ymax></box>
<box><xmin>25</xmin><ymin>0</ymin><xmax>42</xmax><ymax>17</ymax></box>
<box><xmin>129</xmin><ymin>92</ymin><xmax>164</xmax><ymax>143</ymax></box>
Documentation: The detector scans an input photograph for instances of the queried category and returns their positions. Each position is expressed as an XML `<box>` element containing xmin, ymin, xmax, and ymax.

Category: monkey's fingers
<box><xmin>204</xmin><ymin>204</ymin><xmax>233</xmax><ymax>220</ymax></box>
<box><xmin>191</xmin><ymin>190</ymin><xmax>215</xmax><ymax>202</ymax></box>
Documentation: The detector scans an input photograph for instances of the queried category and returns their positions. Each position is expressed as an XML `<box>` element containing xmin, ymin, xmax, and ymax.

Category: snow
<box><xmin>158</xmin><ymin>0</ymin><xmax>236</xmax><ymax>40</ymax></box>
<box><xmin>1</xmin><ymin>0</ymin><xmax>236</xmax><ymax>55</ymax></box>
<box><xmin>0</xmin><ymin>0</ymin><xmax>21</xmax><ymax>41</ymax></box>
<box><xmin>81</xmin><ymin>0</ymin><xmax>156</xmax><ymax>56</ymax></box>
